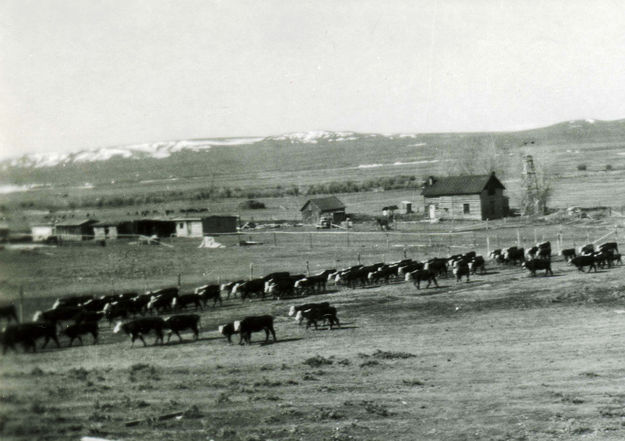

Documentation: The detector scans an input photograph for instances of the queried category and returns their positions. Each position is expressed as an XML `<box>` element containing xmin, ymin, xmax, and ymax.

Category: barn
<box><xmin>422</xmin><ymin>173</ymin><xmax>509</xmax><ymax>221</ymax></box>
<box><xmin>201</xmin><ymin>216</ymin><xmax>238</xmax><ymax>234</ymax></box>
<box><xmin>55</xmin><ymin>219</ymin><xmax>99</xmax><ymax>241</ymax></box>
<box><xmin>31</xmin><ymin>224</ymin><xmax>55</xmax><ymax>242</ymax></box>
<box><xmin>174</xmin><ymin>218</ymin><xmax>203</xmax><ymax>238</ymax></box>
<box><xmin>300</xmin><ymin>196</ymin><xmax>346</xmax><ymax>225</ymax></box>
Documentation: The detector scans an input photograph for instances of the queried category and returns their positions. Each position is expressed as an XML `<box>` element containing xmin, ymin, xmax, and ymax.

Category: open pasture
<box><xmin>1</xmin><ymin>220</ymin><xmax>625</xmax><ymax>440</ymax></box>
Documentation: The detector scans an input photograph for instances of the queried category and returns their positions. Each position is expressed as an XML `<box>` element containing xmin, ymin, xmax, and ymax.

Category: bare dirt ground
<box><xmin>2</xmin><ymin>240</ymin><xmax>625</xmax><ymax>440</ymax></box>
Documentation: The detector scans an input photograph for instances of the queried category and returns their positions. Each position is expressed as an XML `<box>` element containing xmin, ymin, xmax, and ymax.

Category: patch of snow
<box><xmin>585</xmin><ymin>119</ymin><xmax>595</xmax><ymax>124</ymax></box>
<box><xmin>408</xmin><ymin>142</ymin><xmax>427</xmax><ymax>147</ymax></box>
<box><xmin>392</xmin><ymin>160</ymin><xmax>439</xmax><ymax>166</ymax></box>
<box><xmin>357</xmin><ymin>163</ymin><xmax>383</xmax><ymax>169</ymax></box>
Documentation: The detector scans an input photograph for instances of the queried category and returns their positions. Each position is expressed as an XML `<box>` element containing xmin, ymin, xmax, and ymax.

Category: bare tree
<box><xmin>436</xmin><ymin>136</ymin><xmax>507</xmax><ymax>178</ymax></box>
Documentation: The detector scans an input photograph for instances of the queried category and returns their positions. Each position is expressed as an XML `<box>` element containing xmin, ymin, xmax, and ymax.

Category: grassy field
<box><xmin>2</xmin><ymin>218</ymin><xmax>625</xmax><ymax>440</ymax></box>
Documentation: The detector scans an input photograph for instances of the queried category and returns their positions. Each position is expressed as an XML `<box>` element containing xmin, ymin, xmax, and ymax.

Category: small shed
<box><xmin>93</xmin><ymin>222</ymin><xmax>119</xmax><ymax>241</ymax></box>
<box><xmin>300</xmin><ymin>196</ymin><xmax>346</xmax><ymax>225</ymax></box>
<box><xmin>202</xmin><ymin>216</ymin><xmax>238</xmax><ymax>234</ymax></box>
<box><xmin>0</xmin><ymin>223</ymin><xmax>9</xmax><ymax>243</ymax></box>
<box><xmin>400</xmin><ymin>201</ymin><xmax>413</xmax><ymax>214</ymax></box>
<box><xmin>56</xmin><ymin>219</ymin><xmax>99</xmax><ymax>241</ymax></box>
<box><xmin>174</xmin><ymin>218</ymin><xmax>204</xmax><ymax>238</ymax></box>
<box><xmin>422</xmin><ymin>173</ymin><xmax>509</xmax><ymax>221</ymax></box>
<box><xmin>31</xmin><ymin>224</ymin><xmax>55</xmax><ymax>242</ymax></box>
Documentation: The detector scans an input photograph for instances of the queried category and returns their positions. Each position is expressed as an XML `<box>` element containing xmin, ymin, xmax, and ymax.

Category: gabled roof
<box><xmin>300</xmin><ymin>196</ymin><xmax>345</xmax><ymax>212</ymax></box>
<box><xmin>421</xmin><ymin>174</ymin><xmax>505</xmax><ymax>197</ymax></box>
<box><xmin>55</xmin><ymin>219</ymin><xmax>99</xmax><ymax>227</ymax></box>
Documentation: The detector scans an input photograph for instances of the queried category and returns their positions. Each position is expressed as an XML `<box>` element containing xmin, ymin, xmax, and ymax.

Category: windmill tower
<box><xmin>521</xmin><ymin>154</ymin><xmax>543</xmax><ymax>215</ymax></box>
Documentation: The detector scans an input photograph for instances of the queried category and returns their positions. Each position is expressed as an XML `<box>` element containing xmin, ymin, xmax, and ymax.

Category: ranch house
<box><xmin>31</xmin><ymin>224</ymin><xmax>55</xmax><ymax>242</ymax></box>
<box><xmin>300</xmin><ymin>196</ymin><xmax>346</xmax><ymax>225</ymax></box>
<box><xmin>174</xmin><ymin>218</ymin><xmax>204</xmax><ymax>238</ymax></box>
<box><xmin>55</xmin><ymin>219</ymin><xmax>99</xmax><ymax>241</ymax></box>
<box><xmin>422</xmin><ymin>173</ymin><xmax>509</xmax><ymax>221</ymax></box>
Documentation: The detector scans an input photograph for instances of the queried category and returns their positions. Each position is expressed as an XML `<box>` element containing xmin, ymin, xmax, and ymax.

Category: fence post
<box><xmin>403</xmin><ymin>247</ymin><xmax>407</xmax><ymax>259</ymax></box>
<box><xmin>346</xmin><ymin>231</ymin><xmax>350</xmax><ymax>247</ymax></box>
<box><xmin>19</xmin><ymin>285</ymin><xmax>24</xmax><ymax>322</ymax></box>
<box><xmin>309</xmin><ymin>233</ymin><xmax>313</xmax><ymax>250</ymax></box>
<box><xmin>386</xmin><ymin>233</ymin><xmax>390</xmax><ymax>251</ymax></box>
<box><xmin>357</xmin><ymin>253</ymin><xmax>361</xmax><ymax>265</ymax></box>
<box><xmin>486</xmin><ymin>236</ymin><xmax>490</xmax><ymax>256</ymax></box>
<box><xmin>177</xmin><ymin>273</ymin><xmax>181</xmax><ymax>288</ymax></box>
<box><xmin>534</xmin><ymin>229</ymin><xmax>537</xmax><ymax>244</ymax></box>
<box><xmin>273</xmin><ymin>232</ymin><xmax>277</xmax><ymax>247</ymax></box>
<box><xmin>249</xmin><ymin>263</ymin><xmax>254</xmax><ymax>280</ymax></box>
<box><xmin>306</xmin><ymin>261</ymin><xmax>310</xmax><ymax>277</ymax></box>
<box><xmin>517</xmin><ymin>230</ymin><xmax>521</xmax><ymax>247</ymax></box>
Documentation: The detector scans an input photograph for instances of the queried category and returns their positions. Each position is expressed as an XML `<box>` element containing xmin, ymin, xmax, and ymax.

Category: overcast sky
<box><xmin>1</xmin><ymin>0</ymin><xmax>625</xmax><ymax>159</ymax></box>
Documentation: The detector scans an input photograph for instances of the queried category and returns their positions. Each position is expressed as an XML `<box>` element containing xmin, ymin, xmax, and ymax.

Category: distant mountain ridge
<box><xmin>2</xmin><ymin>119</ymin><xmax>625</xmax><ymax>186</ymax></box>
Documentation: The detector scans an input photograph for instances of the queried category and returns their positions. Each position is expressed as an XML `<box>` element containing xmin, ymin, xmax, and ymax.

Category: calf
<box><xmin>218</xmin><ymin>322</ymin><xmax>237</xmax><ymax>343</ymax></box>
<box><xmin>164</xmin><ymin>314</ymin><xmax>200</xmax><ymax>342</ymax></box>
<box><xmin>172</xmin><ymin>294</ymin><xmax>203</xmax><ymax>311</ymax></box>
<box><xmin>113</xmin><ymin>317</ymin><xmax>166</xmax><ymax>346</ymax></box>
<box><xmin>234</xmin><ymin>315</ymin><xmax>276</xmax><ymax>345</ymax></box>
<box><xmin>570</xmin><ymin>255</ymin><xmax>598</xmax><ymax>273</ymax></box>
<box><xmin>266</xmin><ymin>277</ymin><xmax>296</xmax><ymax>299</ymax></box>
<box><xmin>295</xmin><ymin>305</ymin><xmax>340</xmax><ymax>330</ymax></box>
<box><xmin>405</xmin><ymin>269</ymin><xmax>439</xmax><ymax>289</ymax></box>
<box><xmin>522</xmin><ymin>259</ymin><xmax>553</xmax><ymax>276</ymax></box>
<box><xmin>62</xmin><ymin>321</ymin><xmax>99</xmax><ymax>346</ymax></box>
<box><xmin>2</xmin><ymin>322</ymin><xmax>60</xmax><ymax>354</ymax></box>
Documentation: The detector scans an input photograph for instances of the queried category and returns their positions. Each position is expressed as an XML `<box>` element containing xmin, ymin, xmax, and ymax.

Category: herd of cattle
<box><xmin>0</xmin><ymin>240</ymin><xmax>621</xmax><ymax>354</ymax></box>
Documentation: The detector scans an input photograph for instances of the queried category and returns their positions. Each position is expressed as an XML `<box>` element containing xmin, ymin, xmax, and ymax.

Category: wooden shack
<box><xmin>93</xmin><ymin>222</ymin><xmax>119</xmax><ymax>240</ymax></box>
<box><xmin>300</xmin><ymin>196</ymin><xmax>346</xmax><ymax>225</ymax></box>
<box><xmin>174</xmin><ymin>218</ymin><xmax>204</xmax><ymax>238</ymax></box>
<box><xmin>31</xmin><ymin>224</ymin><xmax>55</xmax><ymax>242</ymax></box>
<box><xmin>422</xmin><ymin>173</ymin><xmax>509</xmax><ymax>221</ymax></box>
<box><xmin>55</xmin><ymin>219</ymin><xmax>98</xmax><ymax>241</ymax></box>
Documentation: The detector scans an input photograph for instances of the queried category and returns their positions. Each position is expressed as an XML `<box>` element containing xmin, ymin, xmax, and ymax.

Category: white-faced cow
<box><xmin>405</xmin><ymin>269</ymin><xmax>439</xmax><ymax>289</ymax></box>
<box><xmin>2</xmin><ymin>322</ymin><xmax>60</xmax><ymax>354</ymax></box>
<box><xmin>522</xmin><ymin>259</ymin><xmax>553</xmax><ymax>276</ymax></box>
<box><xmin>234</xmin><ymin>315</ymin><xmax>276</xmax><ymax>345</ymax></box>
<box><xmin>113</xmin><ymin>317</ymin><xmax>166</xmax><ymax>346</ymax></box>
<box><xmin>62</xmin><ymin>321</ymin><xmax>99</xmax><ymax>346</ymax></box>
<box><xmin>295</xmin><ymin>305</ymin><xmax>340</xmax><ymax>330</ymax></box>
<box><xmin>218</xmin><ymin>322</ymin><xmax>237</xmax><ymax>343</ymax></box>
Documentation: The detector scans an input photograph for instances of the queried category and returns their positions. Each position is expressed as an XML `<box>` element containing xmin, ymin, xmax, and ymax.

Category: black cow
<box><xmin>113</xmin><ymin>317</ymin><xmax>166</xmax><ymax>346</ymax></box>
<box><xmin>599</xmin><ymin>242</ymin><xmax>619</xmax><ymax>255</ymax></box>
<box><xmin>522</xmin><ymin>259</ymin><xmax>553</xmax><ymax>276</ymax></box>
<box><xmin>560</xmin><ymin>248</ymin><xmax>576</xmax><ymax>262</ymax></box>
<box><xmin>295</xmin><ymin>305</ymin><xmax>340</xmax><ymax>330</ymax></box>
<box><xmin>218</xmin><ymin>322</ymin><xmax>237</xmax><ymax>343</ymax></box>
<box><xmin>570</xmin><ymin>255</ymin><xmax>598</xmax><ymax>272</ymax></box>
<box><xmin>172</xmin><ymin>294</ymin><xmax>203</xmax><ymax>311</ymax></box>
<box><xmin>0</xmin><ymin>305</ymin><xmax>18</xmax><ymax>323</ymax></box>
<box><xmin>52</xmin><ymin>295</ymin><xmax>93</xmax><ymax>309</ymax></box>
<box><xmin>221</xmin><ymin>280</ymin><xmax>245</xmax><ymax>299</ymax></box>
<box><xmin>368</xmin><ymin>265</ymin><xmax>397</xmax><ymax>284</ymax></box>
<box><xmin>62</xmin><ymin>321</ymin><xmax>99</xmax><ymax>346</ymax></box>
<box><xmin>526</xmin><ymin>246</ymin><xmax>539</xmax><ymax>259</ymax></box>
<box><xmin>2</xmin><ymin>322</ymin><xmax>60</xmax><ymax>353</ymax></box>
<box><xmin>537</xmin><ymin>241</ymin><xmax>552</xmax><ymax>260</ymax></box>
<box><xmin>147</xmin><ymin>288</ymin><xmax>178</xmax><ymax>312</ymax></box>
<box><xmin>195</xmin><ymin>284</ymin><xmax>222</xmax><ymax>307</ymax></box>
<box><xmin>234</xmin><ymin>315</ymin><xmax>276</xmax><ymax>345</ymax></box>
<box><xmin>164</xmin><ymin>314</ymin><xmax>200</xmax><ymax>342</ymax></box>
<box><xmin>405</xmin><ymin>269</ymin><xmax>439</xmax><ymax>289</ymax></box>
<box><xmin>103</xmin><ymin>299</ymin><xmax>137</xmax><ymax>323</ymax></box>
<box><xmin>397</xmin><ymin>262</ymin><xmax>424</xmax><ymax>277</ymax></box>
<box><xmin>579</xmin><ymin>244</ymin><xmax>594</xmax><ymax>255</ymax></box>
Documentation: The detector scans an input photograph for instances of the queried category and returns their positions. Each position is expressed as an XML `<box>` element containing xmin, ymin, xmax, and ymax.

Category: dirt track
<box><xmin>2</xmin><ymin>257</ymin><xmax>625</xmax><ymax>440</ymax></box>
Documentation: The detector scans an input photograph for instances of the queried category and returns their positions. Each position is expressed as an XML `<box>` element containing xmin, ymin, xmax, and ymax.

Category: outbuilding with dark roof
<box><xmin>55</xmin><ymin>219</ymin><xmax>99</xmax><ymax>241</ymax></box>
<box><xmin>422</xmin><ymin>173</ymin><xmax>509</xmax><ymax>220</ymax></box>
<box><xmin>300</xmin><ymin>196</ymin><xmax>346</xmax><ymax>225</ymax></box>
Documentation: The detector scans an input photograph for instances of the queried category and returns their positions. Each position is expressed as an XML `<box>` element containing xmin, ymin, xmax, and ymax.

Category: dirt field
<box><xmin>2</xmin><ymin>220</ymin><xmax>625</xmax><ymax>440</ymax></box>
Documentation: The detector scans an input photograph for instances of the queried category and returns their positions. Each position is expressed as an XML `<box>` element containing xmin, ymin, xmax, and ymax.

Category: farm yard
<box><xmin>2</xmin><ymin>217</ymin><xmax>625</xmax><ymax>440</ymax></box>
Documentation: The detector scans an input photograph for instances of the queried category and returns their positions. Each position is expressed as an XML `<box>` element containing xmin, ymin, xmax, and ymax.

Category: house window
<box><xmin>463</xmin><ymin>203</ymin><xmax>470</xmax><ymax>214</ymax></box>
<box><xmin>179</xmin><ymin>223</ymin><xmax>184</xmax><ymax>228</ymax></box>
